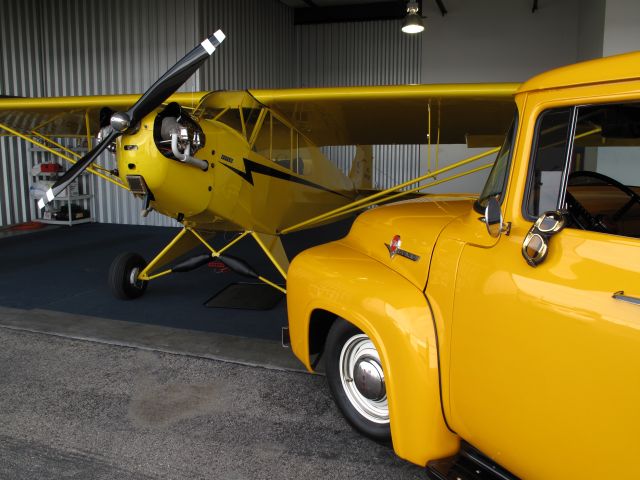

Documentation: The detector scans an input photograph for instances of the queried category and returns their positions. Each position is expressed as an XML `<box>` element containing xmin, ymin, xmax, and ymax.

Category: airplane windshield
<box><xmin>217</xmin><ymin>109</ymin><xmax>244</xmax><ymax>136</ymax></box>
<box><xmin>203</xmin><ymin>106</ymin><xmax>263</xmax><ymax>142</ymax></box>
<box><xmin>475</xmin><ymin>118</ymin><xmax>517</xmax><ymax>212</ymax></box>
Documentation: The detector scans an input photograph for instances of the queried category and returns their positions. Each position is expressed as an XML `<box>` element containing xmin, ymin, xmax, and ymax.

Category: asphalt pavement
<box><xmin>0</xmin><ymin>327</ymin><xmax>425</xmax><ymax>479</ymax></box>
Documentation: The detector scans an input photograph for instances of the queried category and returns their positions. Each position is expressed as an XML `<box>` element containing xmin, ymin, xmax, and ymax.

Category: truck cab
<box><xmin>286</xmin><ymin>51</ymin><xmax>640</xmax><ymax>479</ymax></box>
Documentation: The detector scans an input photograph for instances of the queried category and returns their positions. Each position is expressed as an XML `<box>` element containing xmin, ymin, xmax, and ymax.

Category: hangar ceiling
<box><xmin>278</xmin><ymin>0</ymin><xmax>443</xmax><ymax>24</ymax></box>
<box><xmin>279</xmin><ymin>0</ymin><xmax>541</xmax><ymax>23</ymax></box>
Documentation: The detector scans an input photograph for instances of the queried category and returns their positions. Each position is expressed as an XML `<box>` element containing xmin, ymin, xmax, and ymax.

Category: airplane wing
<box><xmin>249</xmin><ymin>83</ymin><xmax>520</xmax><ymax>147</ymax></box>
<box><xmin>1</xmin><ymin>84</ymin><xmax>518</xmax><ymax>145</ymax></box>
<box><xmin>0</xmin><ymin>92</ymin><xmax>209</xmax><ymax>138</ymax></box>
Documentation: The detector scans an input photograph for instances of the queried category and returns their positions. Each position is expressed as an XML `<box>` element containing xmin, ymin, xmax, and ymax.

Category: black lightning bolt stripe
<box><xmin>221</xmin><ymin>157</ymin><xmax>352</xmax><ymax>199</ymax></box>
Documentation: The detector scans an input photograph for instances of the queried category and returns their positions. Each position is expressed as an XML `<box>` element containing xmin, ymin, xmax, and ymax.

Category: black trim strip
<box><xmin>221</xmin><ymin>157</ymin><xmax>352</xmax><ymax>199</ymax></box>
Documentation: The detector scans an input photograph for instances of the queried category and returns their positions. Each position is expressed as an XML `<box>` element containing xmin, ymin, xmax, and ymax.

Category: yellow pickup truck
<box><xmin>286</xmin><ymin>52</ymin><xmax>640</xmax><ymax>479</ymax></box>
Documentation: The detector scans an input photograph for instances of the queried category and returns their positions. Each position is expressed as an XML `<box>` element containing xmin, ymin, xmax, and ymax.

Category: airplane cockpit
<box><xmin>196</xmin><ymin>91</ymin><xmax>314</xmax><ymax>176</ymax></box>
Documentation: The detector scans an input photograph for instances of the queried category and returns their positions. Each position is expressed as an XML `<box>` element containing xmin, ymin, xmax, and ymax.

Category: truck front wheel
<box><xmin>325</xmin><ymin>318</ymin><xmax>391</xmax><ymax>441</ymax></box>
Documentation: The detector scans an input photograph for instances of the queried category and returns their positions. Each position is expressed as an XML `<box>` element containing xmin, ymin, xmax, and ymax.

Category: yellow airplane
<box><xmin>0</xmin><ymin>30</ymin><xmax>516</xmax><ymax>301</ymax></box>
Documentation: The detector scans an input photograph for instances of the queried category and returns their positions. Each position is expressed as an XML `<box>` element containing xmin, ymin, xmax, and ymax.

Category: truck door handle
<box><xmin>613</xmin><ymin>291</ymin><xmax>640</xmax><ymax>306</ymax></box>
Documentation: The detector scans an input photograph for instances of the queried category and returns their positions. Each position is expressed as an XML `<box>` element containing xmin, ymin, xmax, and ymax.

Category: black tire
<box><xmin>108</xmin><ymin>252</ymin><xmax>148</xmax><ymax>300</ymax></box>
<box><xmin>325</xmin><ymin>317</ymin><xmax>391</xmax><ymax>442</ymax></box>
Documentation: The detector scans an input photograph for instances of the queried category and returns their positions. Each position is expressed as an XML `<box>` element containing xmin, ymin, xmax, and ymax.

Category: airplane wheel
<box><xmin>325</xmin><ymin>318</ymin><xmax>391</xmax><ymax>442</ymax></box>
<box><xmin>108</xmin><ymin>252</ymin><xmax>148</xmax><ymax>300</ymax></box>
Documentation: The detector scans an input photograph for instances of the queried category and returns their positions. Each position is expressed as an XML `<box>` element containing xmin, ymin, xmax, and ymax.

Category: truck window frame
<box><xmin>474</xmin><ymin>116</ymin><xmax>518</xmax><ymax>214</ymax></box>
<box><xmin>522</xmin><ymin>106</ymin><xmax>576</xmax><ymax>221</ymax></box>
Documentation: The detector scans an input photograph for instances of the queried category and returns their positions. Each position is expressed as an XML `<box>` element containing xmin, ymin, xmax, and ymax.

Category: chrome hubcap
<box><xmin>339</xmin><ymin>334</ymin><xmax>389</xmax><ymax>424</ymax></box>
<box><xmin>354</xmin><ymin>357</ymin><xmax>385</xmax><ymax>401</ymax></box>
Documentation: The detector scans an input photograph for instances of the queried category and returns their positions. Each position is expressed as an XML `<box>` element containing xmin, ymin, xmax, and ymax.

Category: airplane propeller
<box><xmin>38</xmin><ymin>30</ymin><xmax>226</xmax><ymax>210</ymax></box>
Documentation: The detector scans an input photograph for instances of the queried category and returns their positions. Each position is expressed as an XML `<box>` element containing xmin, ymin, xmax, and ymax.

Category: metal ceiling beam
<box><xmin>434</xmin><ymin>0</ymin><xmax>447</xmax><ymax>16</ymax></box>
<box><xmin>294</xmin><ymin>1</ymin><xmax>409</xmax><ymax>25</ymax></box>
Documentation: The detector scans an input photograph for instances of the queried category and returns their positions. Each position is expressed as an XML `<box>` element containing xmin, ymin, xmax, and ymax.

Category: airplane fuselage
<box><xmin>116</xmin><ymin>94</ymin><xmax>356</xmax><ymax>234</ymax></box>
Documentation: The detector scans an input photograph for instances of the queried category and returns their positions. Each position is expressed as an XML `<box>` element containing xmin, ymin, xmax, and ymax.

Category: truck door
<box><xmin>449</xmin><ymin>102</ymin><xmax>640</xmax><ymax>479</ymax></box>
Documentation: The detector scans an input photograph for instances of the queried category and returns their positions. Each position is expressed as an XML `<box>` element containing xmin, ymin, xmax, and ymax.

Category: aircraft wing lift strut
<box><xmin>0</xmin><ymin>121</ymin><xmax>128</xmax><ymax>191</ymax></box>
<box><xmin>279</xmin><ymin>146</ymin><xmax>500</xmax><ymax>235</ymax></box>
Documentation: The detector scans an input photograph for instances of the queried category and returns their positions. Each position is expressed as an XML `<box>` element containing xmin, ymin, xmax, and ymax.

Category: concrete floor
<box><xmin>0</xmin><ymin>325</ymin><xmax>425</xmax><ymax>479</ymax></box>
<box><xmin>0</xmin><ymin>222</ymin><xmax>426</xmax><ymax>478</ymax></box>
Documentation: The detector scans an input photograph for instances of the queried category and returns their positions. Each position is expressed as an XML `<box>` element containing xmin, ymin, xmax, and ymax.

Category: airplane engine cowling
<box><xmin>154</xmin><ymin>103</ymin><xmax>208</xmax><ymax>171</ymax></box>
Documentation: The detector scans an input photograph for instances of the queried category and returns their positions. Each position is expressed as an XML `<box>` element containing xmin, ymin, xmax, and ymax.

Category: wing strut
<box><xmin>0</xmin><ymin>122</ymin><xmax>128</xmax><ymax>191</ymax></box>
<box><xmin>279</xmin><ymin>146</ymin><xmax>500</xmax><ymax>235</ymax></box>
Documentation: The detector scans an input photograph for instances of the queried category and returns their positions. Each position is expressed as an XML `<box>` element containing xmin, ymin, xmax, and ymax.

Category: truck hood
<box><xmin>339</xmin><ymin>195</ymin><xmax>474</xmax><ymax>290</ymax></box>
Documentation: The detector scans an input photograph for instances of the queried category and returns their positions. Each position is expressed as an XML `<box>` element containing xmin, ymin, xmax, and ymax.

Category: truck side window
<box><xmin>565</xmin><ymin>102</ymin><xmax>640</xmax><ymax>238</ymax></box>
<box><xmin>526</xmin><ymin>108</ymin><xmax>572</xmax><ymax>217</ymax></box>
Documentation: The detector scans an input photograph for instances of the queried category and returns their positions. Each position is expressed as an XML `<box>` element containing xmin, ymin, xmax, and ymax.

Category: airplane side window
<box><xmin>242</xmin><ymin>107</ymin><xmax>261</xmax><ymax>142</ymax></box>
<box><xmin>296</xmin><ymin>134</ymin><xmax>314</xmax><ymax>175</ymax></box>
<box><xmin>525</xmin><ymin>108</ymin><xmax>572</xmax><ymax>218</ymax></box>
<box><xmin>271</xmin><ymin>115</ymin><xmax>292</xmax><ymax>169</ymax></box>
<box><xmin>564</xmin><ymin>102</ymin><xmax>640</xmax><ymax>239</ymax></box>
<box><xmin>253</xmin><ymin>113</ymin><xmax>271</xmax><ymax>158</ymax></box>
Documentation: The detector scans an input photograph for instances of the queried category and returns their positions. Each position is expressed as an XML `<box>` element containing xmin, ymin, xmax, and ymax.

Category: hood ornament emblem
<box><xmin>385</xmin><ymin>235</ymin><xmax>420</xmax><ymax>262</ymax></box>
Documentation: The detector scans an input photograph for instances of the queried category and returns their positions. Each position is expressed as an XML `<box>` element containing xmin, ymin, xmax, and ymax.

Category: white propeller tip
<box><xmin>202</xmin><ymin>30</ymin><xmax>225</xmax><ymax>55</ymax></box>
<box><xmin>37</xmin><ymin>198</ymin><xmax>46</xmax><ymax>210</ymax></box>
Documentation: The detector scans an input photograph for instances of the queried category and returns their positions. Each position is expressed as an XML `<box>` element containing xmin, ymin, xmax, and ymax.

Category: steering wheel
<box><xmin>566</xmin><ymin>171</ymin><xmax>640</xmax><ymax>232</ymax></box>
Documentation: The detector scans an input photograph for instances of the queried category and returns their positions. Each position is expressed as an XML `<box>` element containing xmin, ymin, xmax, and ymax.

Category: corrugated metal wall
<box><xmin>0</xmin><ymin>3</ymin><xmax>422</xmax><ymax>227</ymax></box>
<box><xmin>296</xmin><ymin>21</ymin><xmax>423</xmax><ymax>189</ymax></box>
<box><xmin>0</xmin><ymin>0</ymin><xmax>45</xmax><ymax>227</ymax></box>
<box><xmin>0</xmin><ymin>0</ymin><xmax>203</xmax><ymax>227</ymax></box>
<box><xmin>0</xmin><ymin>0</ymin><xmax>296</xmax><ymax>227</ymax></box>
<box><xmin>200</xmin><ymin>0</ymin><xmax>295</xmax><ymax>90</ymax></box>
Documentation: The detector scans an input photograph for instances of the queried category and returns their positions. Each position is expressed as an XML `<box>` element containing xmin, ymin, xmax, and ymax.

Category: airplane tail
<box><xmin>349</xmin><ymin>145</ymin><xmax>373</xmax><ymax>191</ymax></box>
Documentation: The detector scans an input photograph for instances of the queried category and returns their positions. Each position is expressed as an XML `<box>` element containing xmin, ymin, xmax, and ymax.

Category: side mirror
<box><xmin>521</xmin><ymin>210</ymin><xmax>567</xmax><ymax>267</ymax></box>
<box><xmin>484</xmin><ymin>197</ymin><xmax>505</xmax><ymax>238</ymax></box>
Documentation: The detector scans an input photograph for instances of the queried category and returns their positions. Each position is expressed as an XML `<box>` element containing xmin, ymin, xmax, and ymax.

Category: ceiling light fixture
<box><xmin>402</xmin><ymin>1</ymin><xmax>425</xmax><ymax>34</ymax></box>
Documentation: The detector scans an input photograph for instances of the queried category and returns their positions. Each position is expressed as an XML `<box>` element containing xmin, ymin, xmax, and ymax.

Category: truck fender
<box><xmin>287</xmin><ymin>243</ymin><xmax>459</xmax><ymax>465</ymax></box>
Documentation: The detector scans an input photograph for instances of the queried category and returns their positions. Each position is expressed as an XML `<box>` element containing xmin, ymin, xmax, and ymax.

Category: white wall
<box><xmin>414</xmin><ymin>0</ymin><xmax>584</xmax><ymax>193</ymax></box>
<box><xmin>420</xmin><ymin>0</ymin><xmax>640</xmax><ymax>195</ymax></box>
<box><xmin>602</xmin><ymin>0</ymin><xmax>640</xmax><ymax>55</ymax></box>
<box><xmin>578</xmin><ymin>0</ymin><xmax>605</xmax><ymax>60</ymax></box>
<box><xmin>420</xmin><ymin>0</ymin><xmax>581</xmax><ymax>84</ymax></box>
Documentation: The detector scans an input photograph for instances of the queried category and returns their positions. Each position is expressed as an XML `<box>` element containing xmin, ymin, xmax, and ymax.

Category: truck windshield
<box><xmin>475</xmin><ymin>119</ymin><xmax>516</xmax><ymax>213</ymax></box>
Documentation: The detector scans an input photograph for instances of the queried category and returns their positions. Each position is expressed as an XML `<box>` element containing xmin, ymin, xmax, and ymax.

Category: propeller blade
<box><xmin>38</xmin><ymin>30</ymin><xmax>225</xmax><ymax>209</ymax></box>
<box><xmin>116</xmin><ymin>30</ymin><xmax>226</xmax><ymax>132</ymax></box>
<box><xmin>38</xmin><ymin>129</ymin><xmax>119</xmax><ymax>210</ymax></box>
